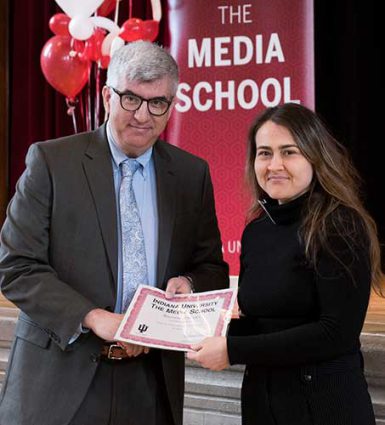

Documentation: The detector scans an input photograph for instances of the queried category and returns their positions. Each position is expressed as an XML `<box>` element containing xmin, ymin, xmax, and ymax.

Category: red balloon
<box><xmin>97</xmin><ymin>0</ymin><xmax>117</xmax><ymax>17</ymax></box>
<box><xmin>141</xmin><ymin>20</ymin><xmax>159</xmax><ymax>42</ymax></box>
<box><xmin>84</xmin><ymin>28</ymin><xmax>106</xmax><ymax>62</ymax></box>
<box><xmin>99</xmin><ymin>55</ymin><xmax>110</xmax><ymax>69</ymax></box>
<box><xmin>49</xmin><ymin>13</ymin><xmax>70</xmax><ymax>36</ymax></box>
<box><xmin>120</xmin><ymin>18</ymin><xmax>159</xmax><ymax>42</ymax></box>
<box><xmin>71</xmin><ymin>39</ymin><xmax>85</xmax><ymax>56</ymax></box>
<box><xmin>40</xmin><ymin>35</ymin><xmax>90</xmax><ymax>99</ymax></box>
<box><xmin>119</xmin><ymin>18</ymin><xmax>145</xmax><ymax>42</ymax></box>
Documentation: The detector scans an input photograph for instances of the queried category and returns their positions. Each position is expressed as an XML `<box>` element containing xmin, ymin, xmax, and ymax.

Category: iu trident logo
<box><xmin>138</xmin><ymin>324</ymin><xmax>148</xmax><ymax>333</ymax></box>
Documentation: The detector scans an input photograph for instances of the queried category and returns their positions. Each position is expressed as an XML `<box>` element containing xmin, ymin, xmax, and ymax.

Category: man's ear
<box><xmin>102</xmin><ymin>85</ymin><xmax>111</xmax><ymax>114</ymax></box>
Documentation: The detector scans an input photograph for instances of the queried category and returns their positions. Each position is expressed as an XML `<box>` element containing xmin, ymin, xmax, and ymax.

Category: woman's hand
<box><xmin>187</xmin><ymin>336</ymin><xmax>229</xmax><ymax>371</ymax></box>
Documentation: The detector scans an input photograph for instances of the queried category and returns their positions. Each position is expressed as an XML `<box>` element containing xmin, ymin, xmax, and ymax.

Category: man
<box><xmin>0</xmin><ymin>41</ymin><xmax>228</xmax><ymax>425</ymax></box>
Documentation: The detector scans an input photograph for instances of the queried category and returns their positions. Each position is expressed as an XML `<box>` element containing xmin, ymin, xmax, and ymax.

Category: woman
<box><xmin>187</xmin><ymin>103</ymin><xmax>384</xmax><ymax>425</ymax></box>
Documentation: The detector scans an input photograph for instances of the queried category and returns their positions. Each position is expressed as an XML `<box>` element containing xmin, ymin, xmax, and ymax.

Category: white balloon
<box><xmin>55</xmin><ymin>0</ymin><xmax>104</xmax><ymax>18</ymax></box>
<box><xmin>69</xmin><ymin>16</ymin><xmax>94</xmax><ymax>40</ymax></box>
<box><xmin>110</xmin><ymin>37</ymin><xmax>125</xmax><ymax>57</ymax></box>
<box><xmin>101</xmin><ymin>32</ymin><xmax>115</xmax><ymax>56</ymax></box>
<box><xmin>90</xmin><ymin>17</ymin><xmax>120</xmax><ymax>36</ymax></box>
<box><xmin>151</xmin><ymin>0</ymin><xmax>162</xmax><ymax>21</ymax></box>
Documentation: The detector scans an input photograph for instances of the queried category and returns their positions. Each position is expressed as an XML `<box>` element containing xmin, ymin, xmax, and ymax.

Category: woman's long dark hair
<box><xmin>246</xmin><ymin>103</ymin><xmax>384</xmax><ymax>295</ymax></box>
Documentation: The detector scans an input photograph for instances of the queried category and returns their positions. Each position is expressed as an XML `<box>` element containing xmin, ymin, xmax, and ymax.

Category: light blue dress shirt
<box><xmin>106</xmin><ymin>123</ymin><xmax>159</xmax><ymax>313</ymax></box>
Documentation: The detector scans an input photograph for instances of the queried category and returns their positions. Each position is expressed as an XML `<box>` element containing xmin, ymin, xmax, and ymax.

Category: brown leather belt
<box><xmin>100</xmin><ymin>342</ymin><xmax>130</xmax><ymax>361</ymax></box>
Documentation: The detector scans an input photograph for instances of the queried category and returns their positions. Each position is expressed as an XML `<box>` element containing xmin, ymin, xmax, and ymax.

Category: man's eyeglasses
<box><xmin>109</xmin><ymin>87</ymin><xmax>173</xmax><ymax>116</ymax></box>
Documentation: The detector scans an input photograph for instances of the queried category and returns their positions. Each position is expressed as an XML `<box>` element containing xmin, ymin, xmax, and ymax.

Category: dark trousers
<box><xmin>69</xmin><ymin>351</ymin><xmax>173</xmax><ymax>425</ymax></box>
<box><xmin>241</xmin><ymin>353</ymin><xmax>375</xmax><ymax>425</ymax></box>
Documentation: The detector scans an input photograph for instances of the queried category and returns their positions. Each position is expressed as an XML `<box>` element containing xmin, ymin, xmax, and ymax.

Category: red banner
<box><xmin>166</xmin><ymin>0</ymin><xmax>314</xmax><ymax>275</ymax></box>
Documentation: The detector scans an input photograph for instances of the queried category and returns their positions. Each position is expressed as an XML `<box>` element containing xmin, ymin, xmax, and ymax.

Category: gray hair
<box><xmin>106</xmin><ymin>41</ymin><xmax>179</xmax><ymax>95</ymax></box>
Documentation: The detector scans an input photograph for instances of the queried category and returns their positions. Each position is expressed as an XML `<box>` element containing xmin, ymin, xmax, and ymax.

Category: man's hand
<box><xmin>83</xmin><ymin>308</ymin><xmax>124</xmax><ymax>341</ymax></box>
<box><xmin>187</xmin><ymin>336</ymin><xmax>229</xmax><ymax>371</ymax></box>
<box><xmin>83</xmin><ymin>309</ymin><xmax>149</xmax><ymax>356</ymax></box>
<box><xmin>117</xmin><ymin>341</ymin><xmax>150</xmax><ymax>357</ymax></box>
<box><xmin>165</xmin><ymin>276</ymin><xmax>193</xmax><ymax>299</ymax></box>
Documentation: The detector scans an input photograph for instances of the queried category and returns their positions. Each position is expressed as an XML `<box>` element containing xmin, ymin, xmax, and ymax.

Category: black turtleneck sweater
<box><xmin>227</xmin><ymin>195</ymin><xmax>372</xmax><ymax>367</ymax></box>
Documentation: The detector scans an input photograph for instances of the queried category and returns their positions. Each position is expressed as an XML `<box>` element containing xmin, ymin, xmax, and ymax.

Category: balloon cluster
<box><xmin>40</xmin><ymin>0</ymin><xmax>161</xmax><ymax>101</ymax></box>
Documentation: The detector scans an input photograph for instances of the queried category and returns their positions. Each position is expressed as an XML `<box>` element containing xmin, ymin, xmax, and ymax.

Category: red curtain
<box><xmin>9</xmin><ymin>0</ymin><xmax>70</xmax><ymax>191</ymax></box>
<box><xmin>8</xmin><ymin>0</ymin><xmax>165</xmax><ymax>193</ymax></box>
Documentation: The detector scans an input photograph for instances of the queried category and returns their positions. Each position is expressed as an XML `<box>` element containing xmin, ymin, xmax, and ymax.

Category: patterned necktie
<box><xmin>120</xmin><ymin>159</ymin><xmax>148</xmax><ymax>311</ymax></box>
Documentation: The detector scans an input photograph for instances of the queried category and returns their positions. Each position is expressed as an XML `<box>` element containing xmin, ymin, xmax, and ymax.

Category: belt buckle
<box><xmin>107</xmin><ymin>343</ymin><xmax>123</xmax><ymax>360</ymax></box>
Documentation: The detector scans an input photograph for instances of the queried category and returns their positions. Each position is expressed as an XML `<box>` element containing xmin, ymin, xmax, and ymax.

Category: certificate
<box><xmin>114</xmin><ymin>285</ymin><xmax>237</xmax><ymax>352</ymax></box>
